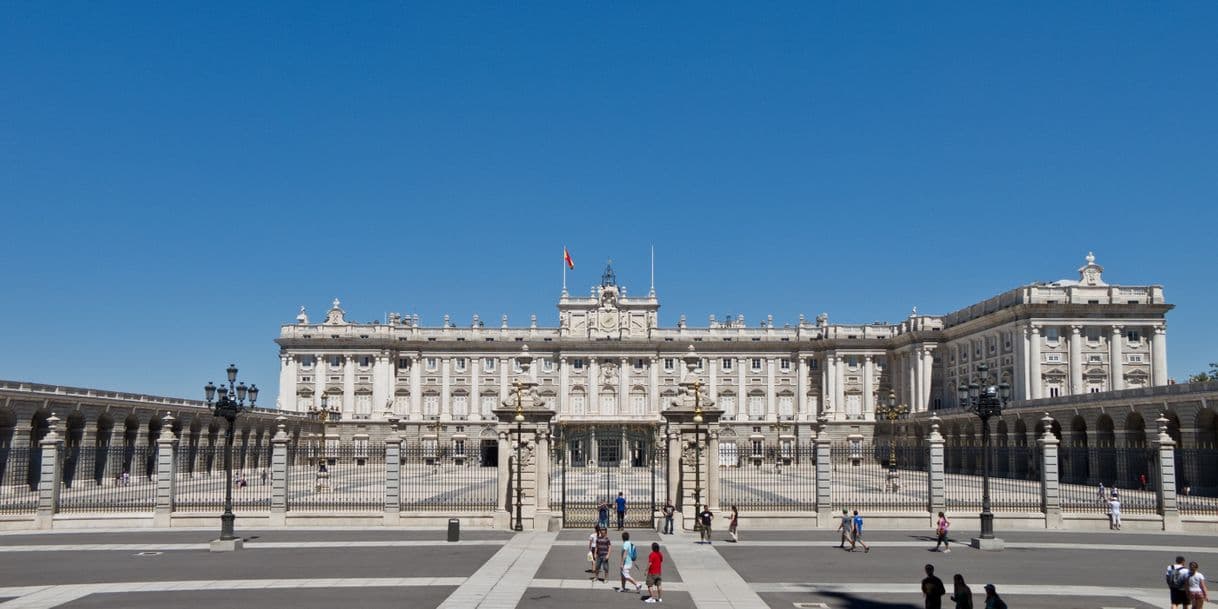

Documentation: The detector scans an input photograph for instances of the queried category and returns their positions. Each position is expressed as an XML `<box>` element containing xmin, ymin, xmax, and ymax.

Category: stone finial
<box><xmin>296</xmin><ymin>306</ymin><xmax>309</xmax><ymax>324</ymax></box>
<box><xmin>443</xmin><ymin>314</ymin><xmax>451</xmax><ymax>327</ymax></box>
<box><xmin>501</xmin><ymin>314</ymin><xmax>509</xmax><ymax>328</ymax></box>
<box><xmin>928</xmin><ymin>413</ymin><xmax>943</xmax><ymax>441</ymax></box>
<box><xmin>766</xmin><ymin>314</ymin><xmax>774</xmax><ymax>328</ymax></box>
<box><xmin>44</xmin><ymin>412</ymin><xmax>61</xmax><ymax>441</ymax></box>
<box><xmin>530</xmin><ymin>314</ymin><xmax>538</xmax><ymax>328</ymax></box>
<box><xmin>332</xmin><ymin>297</ymin><xmax>341</xmax><ymax>309</ymax></box>
<box><xmin>1157</xmin><ymin>412</ymin><xmax>1173</xmax><ymax>444</ymax></box>
<box><xmin>798</xmin><ymin>313</ymin><xmax>805</xmax><ymax>325</ymax></box>
<box><xmin>911</xmin><ymin>306</ymin><xmax>918</xmax><ymax>317</ymax></box>
<box><xmin>160</xmin><ymin>412</ymin><xmax>176</xmax><ymax>441</ymax></box>
<box><xmin>1040</xmin><ymin>413</ymin><xmax>1057</xmax><ymax>440</ymax></box>
<box><xmin>273</xmin><ymin>416</ymin><xmax>288</xmax><ymax>441</ymax></box>
<box><xmin>678</xmin><ymin>314</ymin><xmax>686</xmax><ymax>328</ymax></box>
<box><xmin>472</xmin><ymin>314</ymin><xmax>480</xmax><ymax>328</ymax></box>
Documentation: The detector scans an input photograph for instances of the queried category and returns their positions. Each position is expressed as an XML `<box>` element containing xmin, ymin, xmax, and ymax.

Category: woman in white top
<box><xmin>1189</xmin><ymin>561</ymin><xmax>1210</xmax><ymax>609</ymax></box>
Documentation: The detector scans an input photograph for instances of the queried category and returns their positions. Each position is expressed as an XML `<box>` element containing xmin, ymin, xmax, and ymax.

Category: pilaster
<box><xmin>1069</xmin><ymin>326</ymin><xmax>1083</xmax><ymax>395</ymax></box>
<box><xmin>1109</xmin><ymin>325</ymin><xmax>1124</xmax><ymax>391</ymax></box>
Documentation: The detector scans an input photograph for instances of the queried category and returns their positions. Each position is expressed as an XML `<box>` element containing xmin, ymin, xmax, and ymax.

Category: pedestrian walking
<box><xmin>851</xmin><ymin>510</ymin><xmax>870</xmax><ymax>553</ymax></box>
<box><xmin>982</xmin><ymin>584</ymin><xmax>1007</xmax><ymax>609</ymax></box>
<box><xmin>662</xmin><ymin>499</ymin><xmax>675</xmax><ymax>535</ymax></box>
<box><xmin>260</xmin><ymin>469</ymin><xmax>268</xmax><ymax>485</ymax></box>
<box><xmin>1097</xmin><ymin>482</ymin><xmax>1107</xmax><ymax>504</ymax></box>
<box><xmin>1190</xmin><ymin>561</ymin><xmax>1210</xmax><ymax>609</ymax></box>
<box><xmin>1108</xmin><ymin>495</ymin><xmax>1122</xmax><ymax>530</ymax></box>
<box><xmin>592</xmin><ymin>527</ymin><xmax>612</xmax><ymax>582</ymax></box>
<box><xmin>838</xmin><ymin>509</ymin><xmax>854</xmax><ymax>549</ymax></box>
<box><xmin>922</xmin><ymin>564</ymin><xmax>947</xmax><ymax>609</ymax></box>
<box><xmin>615</xmin><ymin>492</ymin><xmax>627</xmax><ymax>530</ymax></box>
<box><xmin>698</xmin><ymin>506</ymin><xmax>714</xmax><ymax>544</ymax></box>
<box><xmin>1168</xmin><ymin>555</ymin><xmax>1191</xmax><ymax>609</ymax></box>
<box><xmin>619</xmin><ymin>531</ymin><xmax>642</xmax><ymax>593</ymax></box>
<box><xmin>933</xmin><ymin>511</ymin><xmax>951</xmax><ymax>553</ymax></box>
<box><xmin>644</xmin><ymin>542</ymin><xmax>663</xmax><ymax>603</ymax></box>
<box><xmin>726</xmin><ymin>505</ymin><xmax>739</xmax><ymax>542</ymax></box>
<box><xmin>597</xmin><ymin>500</ymin><xmax>611</xmax><ymax>530</ymax></box>
<box><xmin>951</xmin><ymin>574</ymin><xmax>973</xmax><ymax>609</ymax></box>
<box><xmin>586</xmin><ymin>526</ymin><xmax>600</xmax><ymax>573</ymax></box>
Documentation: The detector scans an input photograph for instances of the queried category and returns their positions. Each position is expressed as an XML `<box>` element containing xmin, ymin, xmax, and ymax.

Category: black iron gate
<box><xmin>553</xmin><ymin>424</ymin><xmax>661</xmax><ymax>529</ymax></box>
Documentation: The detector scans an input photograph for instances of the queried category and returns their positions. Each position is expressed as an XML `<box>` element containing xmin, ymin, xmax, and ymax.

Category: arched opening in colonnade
<box><xmin>1095</xmin><ymin>414</ymin><xmax>1117</xmax><ymax>486</ymax></box>
<box><xmin>1066</xmin><ymin>416</ymin><xmax>1089</xmax><ymax>484</ymax></box>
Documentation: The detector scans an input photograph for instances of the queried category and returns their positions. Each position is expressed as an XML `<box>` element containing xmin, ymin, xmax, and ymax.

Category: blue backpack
<box><xmin>625</xmin><ymin>541</ymin><xmax>637</xmax><ymax>562</ymax></box>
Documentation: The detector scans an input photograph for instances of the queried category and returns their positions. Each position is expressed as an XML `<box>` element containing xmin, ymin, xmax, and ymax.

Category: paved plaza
<box><xmin>0</xmin><ymin>523</ymin><xmax>1203</xmax><ymax>609</ymax></box>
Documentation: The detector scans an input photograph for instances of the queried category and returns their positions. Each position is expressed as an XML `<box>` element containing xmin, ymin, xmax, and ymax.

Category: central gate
<box><xmin>552</xmin><ymin>423</ymin><xmax>662</xmax><ymax>529</ymax></box>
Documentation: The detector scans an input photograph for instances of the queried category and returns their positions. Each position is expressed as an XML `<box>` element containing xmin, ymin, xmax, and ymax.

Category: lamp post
<box><xmin>692</xmin><ymin>379</ymin><xmax>704</xmax><ymax>514</ymax></box>
<box><xmin>875</xmin><ymin>391</ymin><xmax>909</xmax><ymax>468</ymax></box>
<box><xmin>203</xmin><ymin>364</ymin><xmax>258</xmax><ymax>543</ymax></box>
<box><xmin>308</xmin><ymin>395</ymin><xmax>341</xmax><ymax>467</ymax></box>
<box><xmin>956</xmin><ymin>362</ymin><xmax>1010</xmax><ymax>542</ymax></box>
<box><xmin>513</xmin><ymin>379</ymin><xmax>525</xmax><ymax>532</ymax></box>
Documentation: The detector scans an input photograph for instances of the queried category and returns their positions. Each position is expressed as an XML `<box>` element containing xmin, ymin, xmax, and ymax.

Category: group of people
<box><xmin>921</xmin><ymin>564</ymin><xmax>1006</xmax><ymax>609</ymax></box>
<box><xmin>656</xmin><ymin>499</ymin><xmax>740</xmax><ymax>544</ymax></box>
<box><xmin>1167</xmin><ymin>555</ymin><xmax>1209</xmax><ymax>609</ymax></box>
<box><xmin>1096</xmin><ymin>483</ymin><xmax>1123</xmax><ymax>530</ymax></box>
<box><xmin>836</xmin><ymin>509</ymin><xmax>870</xmax><ymax>552</ymax></box>
<box><xmin>587</xmin><ymin>526</ymin><xmax>665</xmax><ymax>603</ymax></box>
<box><xmin>597</xmin><ymin>493</ymin><xmax>629</xmax><ymax>530</ymax></box>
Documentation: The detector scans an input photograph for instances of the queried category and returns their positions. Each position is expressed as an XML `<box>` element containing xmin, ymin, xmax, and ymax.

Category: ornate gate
<box><xmin>552</xmin><ymin>424</ymin><xmax>662</xmax><ymax>529</ymax></box>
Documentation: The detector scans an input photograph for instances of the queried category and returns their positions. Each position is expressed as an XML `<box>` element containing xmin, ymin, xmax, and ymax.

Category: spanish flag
<box><xmin>564</xmin><ymin>247</ymin><xmax>575</xmax><ymax>269</ymax></box>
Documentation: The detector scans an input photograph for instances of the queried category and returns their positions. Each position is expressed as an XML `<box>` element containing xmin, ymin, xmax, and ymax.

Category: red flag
<box><xmin>564</xmin><ymin>247</ymin><xmax>575</xmax><ymax>269</ymax></box>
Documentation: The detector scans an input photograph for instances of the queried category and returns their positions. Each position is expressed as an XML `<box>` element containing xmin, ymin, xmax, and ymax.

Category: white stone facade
<box><xmin>274</xmin><ymin>254</ymin><xmax>1170</xmax><ymax>440</ymax></box>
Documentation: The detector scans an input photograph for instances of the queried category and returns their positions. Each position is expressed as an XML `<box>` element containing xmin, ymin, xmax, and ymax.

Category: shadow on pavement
<box><xmin>818</xmin><ymin>591</ymin><xmax>922</xmax><ymax>609</ymax></box>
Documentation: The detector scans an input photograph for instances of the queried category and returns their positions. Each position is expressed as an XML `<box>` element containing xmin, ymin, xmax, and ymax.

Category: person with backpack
<box><xmin>644</xmin><ymin>542</ymin><xmax>663</xmax><ymax>603</ymax></box>
<box><xmin>934</xmin><ymin>512</ymin><xmax>951</xmax><ymax>553</ymax></box>
<box><xmin>851</xmin><ymin>510</ymin><xmax>870</xmax><ymax>553</ymax></box>
<box><xmin>698</xmin><ymin>506</ymin><xmax>714</xmax><ymax>544</ymax></box>
<box><xmin>922</xmin><ymin>564</ymin><xmax>947</xmax><ymax>609</ymax></box>
<box><xmin>619</xmin><ymin>531</ymin><xmax>642</xmax><ymax>593</ymax></box>
<box><xmin>1168</xmin><ymin>555</ymin><xmax>1192</xmax><ymax>609</ymax></box>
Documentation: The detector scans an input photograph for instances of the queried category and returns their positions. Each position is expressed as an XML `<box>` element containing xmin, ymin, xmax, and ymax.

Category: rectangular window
<box><xmin>664</xmin><ymin>358</ymin><xmax>675</xmax><ymax>371</ymax></box>
<box><xmin>1049</xmin><ymin>386</ymin><xmax>1061</xmax><ymax>398</ymax></box>
<box><xmin>1128</xmin><ymin>354</ymin><xmax>1144</xmax><ymax>363</ymax></box>
<box><xmin>631</xmin><ymin>395</ymin><xmax>646</xmax><ymax>415</ymax></box>
<box><xmin>634</xmin><ymin>359</ymin><xmax>645</xmax><ymax>371</ymax></box>
<box><xmin>722</xmin><ymin>358</ymin><xmax>733</xmax><ymax>370</ymax></box>
<box><xmin>393</xmin><ymin>394</ymin><xmax>409</xmax><ymax>415</ymax></box>
<box><xmin>454</xmin><ymin>357</ymin><xmax>467</xmax><ymax>371</ymax></box>
<box><xmin>1088</xmin><ymin>355</ymin><xmax>1103</xmax><ymax>363</ymax></box>
<box><xmin>1126</xmin><ymin>330</ymin><xmax>1141</xmax><ymax>343</ymax></box>
<box><xmin>778</xmin><ymin>396</ymin><xmax>793</xmax><ymax>418</ymax></box>
<box><xmin>719</xmin><ymin>396</ymin><xmax>735</xmax><ymax>417</ymax></box>
<box><xmin>542</xmin><ymin>359</ymin><xmax>554</xmax><ymax>372</ymax></box>
<box><xmin>572</xmin><ymin>359</ymin><xmax>585</xmax><ymax>370</ymax></box>
<box><xmin>571</xmin><ymin>395</ymin><xmax>586</xmax><ymax>416</ymax></box>
<box><xmin>780</xmin><ymin>359</ymin><xmax>791</xmax><ymax>371</ymax></box>
<box><xmin>452</xmin><ymin>395</ymin><xmax>468</xmax><ymax>418</ymax></box>
<box><xmin>1044</xmin><ymin>327</ymin><xmax>1059</xmax><ymax>343</ymax></box>
<box><xmin>398</xmin><ymin>358</ymin><xmax>411</xmax><ymax>371</ymax></box>
<box><xmin>300</xmin><ymin>356</ymin><xmax>315</xmax><ymax>369</ymax></box>
<box><xmin>424</xmin><ymin>395</ymin><xmax>439</xmax><ymax>417</ymax></box>
<box><xmin>480</xmin><ymin>395</ymin><xmax>497</xmax><ymax>416</ymax></box>
<box><xmin>751</xmin><ymin>358</ymin><xmax>762</xmax><ymax>371</ymax></box>
<box><xmin>355</xmin><ymin>394</ymin><xmax>372</xmax><ymax>417</ymax></box>
<box><xmin>425</xmin><ymin>357</ymin><xmax>438</xmax><ymax>371</ymax></box>
<box><xmin>483</xmin><ymin>358</ymin><xmax>495</xmax><ymax>372</ymax></box>
<box><xmin>359</xmin><ymin>356</ymin><xmax>372</xmax><ymax>368</ymax></box>
<box><xmin>1046</xmin><ymin>353</ymin><xmax>1063</xmax><ymax>363</ymax></box>
<box><xmin>845</xmin><ymin>394</ymin><xmax>862</xmax><ymax>419</ymax></box>
<box><xmin>748</xmin><ymin>395</ymin><xmax>764</xmax><ymax>418</ymax></box>
<box><xmin>751</xmin><ymin>440</ymin><xmax>763</xmax><ymax>457</ymax></box>
<box><xmin>298</xmin><ymin>396</ymin><xmax>313</xmax><ymax>411</ymax></box>
<box><xmin>330</xmin><ymin>355</ymin><xmax>343</xmax><ymax>367</ymax></box>
<box><xmin>453</xmin><ymin>439</ymin><xmax>465</xmax><ymax>457</ymax></box>
<box><xmin>808</xmin><ymin>359</ymin><xmax>818</xmax><ymax>370</ymax></box>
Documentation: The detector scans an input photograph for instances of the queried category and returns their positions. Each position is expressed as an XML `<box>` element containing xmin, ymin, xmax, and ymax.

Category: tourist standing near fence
<box><xmin>1108</xmin><ymin>494</ymin><xmax>1122</xmax><ymax>530</ymax></box>
<box><xmin>592</xmin><ymin>527</ymin><xmax>611</xmax><ymax>582</ymax></box>
<box><xmin>1168</xmin><ymin>555</ymin><xmax>1191</xmax><ymax>609</ymax></box>
<box><xmin>934</xmin><ymin>512</ymin><xmax>951</xmax><ymax>553</ymax></box>
<box><xmin>586</xmin><ymin>527</ymin><xmax>599</xmax><ymax>573</ymax></box>
<box><xmin>615</xmin><ymin>492</ymin><xmax>627</xmax><ymax>530</ymax></box>
<box><xmin>726</xmin><ymin>505</ymin><xmax>739</xmax><ymax>543</ymax></box>
<box><xmin>662</xmin><ymin>500</ymin><xmax>674</xmax><ymax>534</ymax></box>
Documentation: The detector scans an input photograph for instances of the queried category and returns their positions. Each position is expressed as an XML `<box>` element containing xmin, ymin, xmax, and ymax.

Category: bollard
<box><xmin>447</xmin><ymin>518</ymin><xmax>460</xmax><ymax>542</ymax></box>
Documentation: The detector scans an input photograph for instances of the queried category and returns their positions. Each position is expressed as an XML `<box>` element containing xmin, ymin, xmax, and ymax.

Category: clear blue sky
<box><xmin>2</xmin><ymin>3</ymin><xmax>1216</xmax><ymax>403</ymax></box>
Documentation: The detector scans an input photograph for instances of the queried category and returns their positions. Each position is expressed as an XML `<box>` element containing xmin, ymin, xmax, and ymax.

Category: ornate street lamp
<box><xmin>308</xmin><ymin>395</ymin><xmax>341</xmax><ymax>467</ymax></box>
<box><xmin>512</xmin><ymin>379</ymin><xmax>525</xmax><ymax>532</ymax></box>
<box><xmin>203</xmin><ymin>364</ymin><xmax>258</xmax><ymax>543</ymax></box>
<box><xmin>956</xmin><ymin>362</ymin><xmax>1010</xmax><ymax>542</ymax></box>
<box><xmin>875</xmin><ymin>391</ymin><xmax>909</xmax><ymax>492</ymax></box>
<box><xmin>692</xmin><ymin>379</ymin><xmax>704</xmax><ymax>514</ymax></box>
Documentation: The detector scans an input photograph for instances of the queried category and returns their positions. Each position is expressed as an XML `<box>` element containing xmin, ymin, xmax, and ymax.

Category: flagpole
<box><xmin>562</xmin><ymin>246</ymin><xmax>568</xmax><ymax>296</ymax></box>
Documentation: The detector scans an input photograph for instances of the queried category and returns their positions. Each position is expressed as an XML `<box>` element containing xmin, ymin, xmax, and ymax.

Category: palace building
<box><xmin>273</xmin><ymin>253</ymin><xmax>1171</xmax><ymax>459</ymax></box>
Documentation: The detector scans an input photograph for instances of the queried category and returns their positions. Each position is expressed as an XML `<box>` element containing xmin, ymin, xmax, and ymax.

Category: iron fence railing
<box><xmin>720</xmin><ymin>445</ymin><xmax>816</xmax><ymax>512</ymax></box>
<box><xmin>59</xmin><ymin>446</ymin><xmax>156</xmax><ymax>512</ymax></box>
<box><xmin>0</xmin><ymin>446</ymin><xmax>38</xmax><ymax>514</ymax></box>
<box><xmin>944</xmin><ymin>445</ymin><xmax>1040</xmax><ymax>512</ymax></box>
<box><xmin>1060</xmin><ymin>445</ymin><xmax>1158</xmax><ymax>515</ymax></box>
<box><xmin>1177</xmin><ymin>447</ymin><xmax>1218</xmax><ymax>516</ymax></box>
<box><xmin>175</xmin><ymin>444</ymin><xmax>273</xmax><ymax>510</ymax></box>
<box><xmin>399</xmin><ymin>444</ymin><xmax>497</xmax><ymax>511</ymax></box>
<box><xmin>287</xmin><ymin>444</ymin><xmax>386</xmax><ymax>511</ymax></box>
<box><xmin>832</xmin><ymin>444</ymin><xmax>928</xmax><ymax>511</ymax></box>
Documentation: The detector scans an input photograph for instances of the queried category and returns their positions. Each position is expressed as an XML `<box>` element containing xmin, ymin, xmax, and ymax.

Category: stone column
<box><xmin>814</xmin><ymin>419</ymin><xmax>833</xmax><ymax>525</ymax></box>
<box><xmin>862</xmin><ymin>356</ymin><xmax>874</xmax><ymax>420</ymax></box>
<box><xmin>410</xmin><ymin>354</ymin><xmax>423</xmax><ymax>420</ymax></box>
<box><xmin>915</xmin><ymin>348</ymin><xmax>925</xmax><ymax>412</ymax></box>
<box><xmin>154</xmin><ymin>414</ymin><xmax>178</xmax><ymax>527</ymax></box>
<box><xmin>620</xmin><ymin>357</ymin><xmax>629</xmax><ymax>415</ymax></box>
<box><xmin>559</xmin><ymin>357</ymin><xmax>569</xmax><ymax>416</ymax></box>
<box><xmin>270</xmin><ymin>417</ymin><xmax>289</xmax><ymax>526</ymax></box>
<box><xmin>440</xmin><ymin>357</ymin><xmax>451</xmax><ymax>421</ymax></box>
<box><xmin>1068</xmin><ymin>325</ymin><xmax>1083</xmax><ymax>395</ymax></box>
<box><xmin>589</xmin><ymin>359</ymin><xmax>600</xmax><ymax>415</ymax></box>
<box><xmin>1109</xmin><ymin>325</ymin><xmax>1124</xmax><ymax>391</ymax></box>
<box><xmin>766</xmin><ymin>357</ymin><xmax>777</xmax><ymax>419</ymax></box>
<box><xmin>343</xmin><ymin>354</ymin><xmax>356</xmax><ymax>414</ymax></box>
<box><xmin>471</xmin><ymin>359</ymin><xmax>481</xmax><ymax>419</ymax></box>
<box><xmin>495</xmin><ymin>430</ymin><xmax>511</xmax><ymax>528</ymax></box>
<box><xmin>707</xmin><ymin>428</ymin><xmax>721</xmax><ymax>512</ymax></box>
<box><xmin>1155</xmin><ymin>414</ymin><xmax>1181</xmax><ymax>531</ymax></box>
<box><xmin>667</xmin><ymin>429</ymin><xmax>681</xmax><ymax>509</ymax></box>
<box><xmin>796</xmin><ymin>353</ymin><xmax>807</xmax><ymax>418</ymax></box>
<box><xmin>314</xmin><ymin>354</ymin><xmax>327</xmax><ymax>404</ymax></box>
<box><xmin>650</xmin><ymin>357</ymin><xmax>661</xmax><ymax>416</ymax></box>
<box><xmin>921</xmin><ymin>348</ymin><xmax>935</xmax><ymax>411</ymax></box>
<box><xmin>1029</xmin><ymin>326</ymin><xmax>1043</xmax><ymax>399</ymax></box>
<box><xmin>907</xmin><ymin>352</ymin><xmax>917</xmax><ymax>413</ymax></box>
<box><xmin>736</xmin><ymin>358</ymin><xmax>746</xmax><ymax>421</ymax></box>
<box><xmin>35</xmin><ymin>414</ymin><xmax>63</xmax><ymax>529</ymax></box>
<box><xmin>1151</xmin><ymin>325</ymin><xmax>1168</xmax><ymax>386</ymax></box>
<box><xmin>384</xmin><ymin>431</ymin><xmax>401</xmax><ymax>525</ymax></box>
<box><xmin>279</xmin><ymin>354</ymin><xmax>297</xmax><ymax>412</ymax></box>
<box><xmin>927</xmin><ymin>415</ymin><xmax>945</xmax><ymax>519</ymax></box>
<box><xmin>1038</xmin><ymin>414</ymin><xmax>1062</xmax><ymax>529</ymax></box>
<box><xmin>535</xmin><ymin>424</ymin><xmax>551</xmax><ymax>518</ymax></box>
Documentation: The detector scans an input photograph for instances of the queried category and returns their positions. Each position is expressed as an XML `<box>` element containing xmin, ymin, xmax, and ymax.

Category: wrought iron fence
<box><xmin>717</xmin><ymin>444</ymin><xmax>815</xmax><ymax>512</ymax></box>
<box><xmin>0</xmin><ymin>446</ymin><xmax>38</xmax><ymax>514</ymax></box>
<box><xmin>943</xmin><ymin>445</ymin><xmax>1040</xmax><ymax>512</ymax></box>
<box><xmin>1060</xmin><ymin>446</ymin><xmax>1158</xmax><ymax>515</ymax></box>
<box><xmin>399</xmin><ymin>444</ymin><xmax>497</xmax><ymax>511</ymax></box>
<box><xmin>550</xmin><ymin>425</ymin><xmax>660</xmax><ymax>528</ymax></box>
<box><xmin>1178</xmin><ymin>446</ymin><xmax>1218</xmax><ymax>515</ymax></box>
<box><xmin>832</xmin><ymin>443</ymin><xmax>928</xmax><ymax>511</ymax></box>
<box><xmin>175</xmin><ymin>444</ymin><xmax>273</xmax><ymax>510</ymax></box>
<box><xmin>59</xmin><ymin>446</ymin><xmax>156</xmax><ymax>512</ymax></box>
<box><xmin>287</xmin><ymin>444</ymin><xmax>386</xmax><ymax>511</ymax></box>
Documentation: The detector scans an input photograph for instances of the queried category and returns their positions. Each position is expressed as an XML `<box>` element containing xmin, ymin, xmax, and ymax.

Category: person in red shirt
<box><xmin>644</xmin><ymin>542</ymin><xmax>663</xmax><ymax>603</ymax></box>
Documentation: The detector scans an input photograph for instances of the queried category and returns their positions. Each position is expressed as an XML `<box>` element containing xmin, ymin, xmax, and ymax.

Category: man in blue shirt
<box><xmin>615</xmin><ymin>492</ymin><xmax>627</xmax><ymax>530</ymax></box>
<box><xmin>851</xmin><ymin>510</ymin><xmax>870</xmax><ymax>553</ymax></box>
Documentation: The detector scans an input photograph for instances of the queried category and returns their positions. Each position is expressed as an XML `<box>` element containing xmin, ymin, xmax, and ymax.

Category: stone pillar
<box><xmin>343</xmin><ymin>354</ymin><xmax>356</xmax><ymax>414</ymax></box>
<box><xmin>384</xmin><ymin>431</ymin><xmax>401</xmax><ymax>525</ymax></box>
<box><xmin>915</xmin><ymin>348</ymin><xmax>925</xmax><ymax>412</ymax></box>
<box><xmin>270</xmin><ymin>417</ymin><xmax>289</xmax><ymax>526</ymax></box>
<box><xmin>35</xmin><ymin>414</ymin><xmax>63</xmax><ymax>529</ymax></box>
<box><xmin>440</xmin><ymin>357</ymin><xmax>451</xmax><ymax>420</ymax></box>
<box><xmin>834</xmin><ymin>355</ymin><xmax>845</xmax><ymax>421</ymax></box>
<box><xmin>559</xmin><ymin>357</ymin><xmax>569</xmax><ymax>416</ymax></box>
<box><xmin>796</xmin><ymin>353</ymin><xmax>807</xmax><ymax>418</ymax></box>
<box><xmin>927</xmin><ymin>414</ymin><xmax>945</xmax><ymax>520</ymax></box>
<box><xmin>862</xmin><ymin>356</ymin><xmax>874</xmax><ymax>420</ymax></box>
<box><xmin>410</xmin><ymin>354</ymin><xmax>423</xmax><ymax>420</ymax></box>
<box><xmin>1151</xmin><ymin>325</ymin><xmax>1168</xmax><ymax>386</ymax></box>
<box><xmin>279</xmin><ymin>354</ymin><xmax>297</xmax><ymax>412</ymax></box>
<box><xmin>314</xmin><ymin>354</ymin><xmax>327</xmax><ymax>407</ymax></box>
<box><xmin>1155</xmin><ymin>414</ymin><xmax>1181</xmax><ymax>531</ymax></box>
<box><xmin>1069</xmin><ymin>326</ymin><xmax>1083</xmax><ymax>395</ymax></box>
<box><xmin>154</xmin><ymin>414</ymin><xmax>178</xmax><ymax>527</ymax></box>
<box><xmin>1029</xmin><ymin>326</ymin><xmax>1043</xmax><ymax>399</ymax></box>
<box><xmin>494</xmin><ymin>430</ymin><xmax>512</xmax><ymax>529</ymax></box>
<box><xmin>1109</xmin><ymin>325</ymin><xmax>1124</xmax><ymax>391</ymax></box>
<box><xmin>373</xmin><ymin>354</ymin><xmax>390</xmax><ymax>420</ymax></box>
<box><xmin>766</xmin><ymin>357</ymin><xmax>777</xmax><ymax>419</ymax></box>
<box><xmin>707</xmin><ymin>428</ymin><xmax>721</xmax><ymax>511</ymax></box>
<box><xmin>814</xmin><ymin>420</ymin><xmax>833</xmax><ymax>525</ymax></box>
<box><xmin>921</xmin><ymin>348</ymin><xmax>935</xmax><ymax>411</ymax></box>
<box><xmin>535</xmin><ymin>424</ymin><xmax>552</xmax><ymax>529</ymax></box>
<box><xmin>666</xmin><ymin>429</ymin><xmax>681</xmax><ymax>509</ymax></box>
<box><xmin>1038</xmin><ymin>414</ymin><xmax>1062</xmax><ymax>529</ymax></box>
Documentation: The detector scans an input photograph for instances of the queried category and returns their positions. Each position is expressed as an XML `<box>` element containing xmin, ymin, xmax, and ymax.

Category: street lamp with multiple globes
<box><xmin>512</xmin><ymin>379</ymin><xmax>525</xmax><ymax>532</ymax></box>
<box><xmin>692</xmin><ymin>379</ymin><xmax>704</xmax><ymax>513</ymax></box>
<box><xmin>308</xmin><ymin>395</ymin><xmax>341</xmax><ymax>467</ymax></box>
<box><xmin>874</xmin><ymin>391</ymin><xmax>909</xmax><ymax>492</ymax></box>
<box><xmin>956</xmin><ymin>362</ymin><xmax>1010</xmax><ymax>542</ymax></box>
<box><xmin>203</xmin><ymin>364</ymin><xmax>258</xmax><ymax>542</ymax></box>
